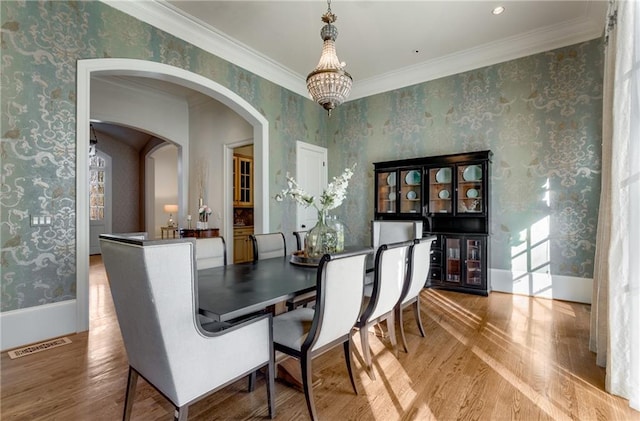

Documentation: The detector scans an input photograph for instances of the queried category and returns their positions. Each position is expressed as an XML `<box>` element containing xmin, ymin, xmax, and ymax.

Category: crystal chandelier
<box><xmin>306</xmin><ymin>0</ymin><xmax>352</xmax><ymax>116</ymax></box>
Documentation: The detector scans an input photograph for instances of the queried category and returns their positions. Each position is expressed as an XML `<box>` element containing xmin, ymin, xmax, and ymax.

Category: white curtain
<box><xmin>590</xmin><ymin>0</ymin><xmax>640</xmax><ymax>411</ymax></box>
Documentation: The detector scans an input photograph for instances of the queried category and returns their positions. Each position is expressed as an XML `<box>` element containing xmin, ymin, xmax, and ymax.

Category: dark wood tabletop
<box><xmin>197</xmin><ymin>251</ymin><xmax>374</xmax><ymax>322</ymax></box>
<box><xmin>197</xmin><ymin>256</ymin><xmax>318</xmax><ymax>322</ymax></box>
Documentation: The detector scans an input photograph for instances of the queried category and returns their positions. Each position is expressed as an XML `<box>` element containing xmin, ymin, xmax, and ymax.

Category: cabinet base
<box><xmin>427</xmin><ymin>285</ymin><xmax>489</xmax><ymax>297</ymax></box>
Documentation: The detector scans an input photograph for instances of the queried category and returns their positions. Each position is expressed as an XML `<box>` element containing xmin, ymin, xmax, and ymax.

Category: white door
<box><xmin>296</xmin><ymin>141</ymin><xmax>327</xmax><ymax>231</ymax></box>
<box><xmin>89</xmin><ymin>151</ymin><xmax>112</xmax><ymax>255</ymax></box>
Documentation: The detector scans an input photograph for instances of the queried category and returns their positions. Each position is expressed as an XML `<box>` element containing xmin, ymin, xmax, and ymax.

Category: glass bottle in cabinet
<box><xmin>399</xmin><ymin>168</ymin><xmax>422</xmax><ymax>214</ymax></box>
<box><xmin>466</xmin><ymin>238</ymin><xmax>482</xmax><ymax>285</ymax></box>
<box><xmin>376</xmin><ymin>171</ymin><xmax>397</xmax><ymax>214</ymax></box>
<box><xmin>457</xmin><ymin>163</ymin><xmax>483</xmax><ymax>214</ymax></box>
<box><xmin>445</xmin><ymin>238</ymin><xmax>461</xmax><ymax>283</ymax></box>
<box><xmin>428</xmin><ymin>167</ymin><xmax>453</xmax><ymax>214</ymax></box>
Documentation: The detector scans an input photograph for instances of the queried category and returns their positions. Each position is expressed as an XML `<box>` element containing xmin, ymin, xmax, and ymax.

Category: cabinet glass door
<box><xmin>377</xmin><ymin>171</ymin><xmax>397</xmax><ymax>214</ymax></box>
<box><xmin>465</xmin><ymin>239</ymin><xmax>482</xmax><ymax>285</ymax></box>
<box><xmin>399</xmin><ymin>168</ymin><xmax>422</xmax><ymax>214</ymax></box>
<box><xmin>445</xmin><ymin>238</ymin><xmax>461</xmax><ymax>283</ymax></box>
<box><xmin>457</xmin><ymin>163</ymin><xmax>483</xmax><ymax>214</ymax></box>
<box><xmin>428</xmin><ymin>167</ymin><xmax>453</xmax><ymax>214</ymax></box>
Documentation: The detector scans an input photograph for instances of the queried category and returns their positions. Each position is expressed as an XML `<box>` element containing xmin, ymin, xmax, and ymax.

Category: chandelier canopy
<box><xmin>306</xmin><ymin>0</ymin><xmax>352</xmax><ymax>116</ymax></box>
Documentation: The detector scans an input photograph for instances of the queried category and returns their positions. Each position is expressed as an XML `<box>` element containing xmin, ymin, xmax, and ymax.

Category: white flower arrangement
<box><xmin>199</xmin><ymin>205</ymin><xmax>212</xmax><ymax>221</ymax></box>
<box><xmin>275</xmin><ymin>164</ymin><xmax>356</xmax><ymax>212</ymax></box>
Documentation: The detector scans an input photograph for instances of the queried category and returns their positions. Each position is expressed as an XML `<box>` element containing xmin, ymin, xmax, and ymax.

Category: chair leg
<box><xmin>359</xmin><ymin>324</ymin><xmax>375</xmax><ymax>380</ymax></box>
<box><xmin>343</xmin><ymin>339</ymin><xmax>358</xmax><ymax>395</ymax></box>
<box><xmin>248</xmin><ymin>370</ymin><xmax>257</xmax><ymax>392</ymax></box>
<box><xmin>301</xmin><ymin>355</ymin><xmax>318</xmax><ymax>421</ymax></box>
<box><xmin>123</xmin><ymin>367</ymin><xmax>138</xmax><ymax>421</ymax></box>
<box><xmin>386</xmin><ymin>313</ymin><xmax>398</xmax><ymax>358</ymax></box>
<box><xmin>413</xmin><ymin>299</ymin><xmax>426</xmax><ymax>337</ymax></box>
<box><xmin>267</xmin><ymin>359</ymin><xmax>276</xmax><ymax>419</ymax></box>
<box><xmin>397</xmin><ymin>306</ymin><xmax>409</xmax><ymax>353</ymax></box>
<box><xmin>174</xmin><ymin>406</ymin><xmax>188</xmax><ymax>421</ymax></box>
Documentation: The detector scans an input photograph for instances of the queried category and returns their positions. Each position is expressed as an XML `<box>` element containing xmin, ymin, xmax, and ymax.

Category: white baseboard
<box><xmin>490</xmin><ymin>269</ymin><xmax>592</xmax><ymax>304</ymax></box>
<box><xmin>0</xmin><ymin>300</ymin><xmax>79</xmax><ymax>351</ymax></box>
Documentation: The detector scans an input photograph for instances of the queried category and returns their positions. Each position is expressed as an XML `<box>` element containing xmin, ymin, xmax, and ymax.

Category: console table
<box><xmin>180</xmin><ymin>228</ymin><xmax>220</xmax><ymax>238</ymax></box>
<box><xmin>160</xmin><ymin>226</ymin><xmax>179</xmax><ymax>239</ymax></box>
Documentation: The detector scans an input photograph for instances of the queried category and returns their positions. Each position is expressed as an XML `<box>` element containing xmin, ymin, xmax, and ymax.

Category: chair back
<box><xmin>196</xmin><ymin>236</ymin><xmax>227</xmax><ymax>269</ymax></box>
<box><xmin>99</xmin><ymin>235</ymin><xmax>272</xmax><ymax>406</ymax></box>
<box><xmin>304</xmin><ymin>249</ymin><xmax>369</xmax><ymax>352</ymax></box>
<box><xmin>401</xmin><ymin>237</ymin><xmax>435</xmax><ymax>305</ymax></box>
<box><xmin>361</xmin><ymin>242</ymin><xmax>411</xmax><ymax>322</ymax></box>
<box><xmin>372</xmin><ymin>220</ymin><xmax>423</xmax><ymax>248</ymax></box>
<box><xmin>251</xmin><ymin>232</ymin><xmax>286</xmax><ymax>260</ymax></box>
<box><xmin>293</xmin><ymin>230</ymin><xmax>308</xmax><ymax>251</ymax></box>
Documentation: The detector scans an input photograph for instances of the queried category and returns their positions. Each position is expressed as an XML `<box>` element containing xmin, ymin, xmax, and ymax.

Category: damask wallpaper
<box><xmin>1</xmin><ymin>1</ymin><xmax>602</xmax><ymax>313</ymax></box>
<box><xmin>329</xmin><ymin>41</ymin><xmax>603</xmax><ymax>280</ymax></box>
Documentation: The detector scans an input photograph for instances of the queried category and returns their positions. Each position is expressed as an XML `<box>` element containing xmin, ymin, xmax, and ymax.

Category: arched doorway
<box><xmin>76</xmin><ymin>58</ymin><xmax>269</xmax><ymax>332</ymax></box>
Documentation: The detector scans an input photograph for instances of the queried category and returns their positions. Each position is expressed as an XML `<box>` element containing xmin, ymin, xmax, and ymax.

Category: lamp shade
<box><xmin>163</xmin><ymin>204</ymin><xmax>178</xmax><ymax>214</ymax></box>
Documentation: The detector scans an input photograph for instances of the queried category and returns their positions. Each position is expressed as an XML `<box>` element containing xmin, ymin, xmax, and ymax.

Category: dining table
<box><xmin>197</xmin><ymin>250</ymin><xmax>374</xmax><ymax>322</ymax></box>
<box><xmin>197</xmin><ymin>255</ymin><xmax>318</xmax><ymax>322</ymax></box>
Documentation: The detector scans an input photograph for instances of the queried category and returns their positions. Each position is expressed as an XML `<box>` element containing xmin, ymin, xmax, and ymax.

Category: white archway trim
<box><xmin>76</xmin><ymin>58</ymin><xmax>269</xmax><ymax>332</ymax></box>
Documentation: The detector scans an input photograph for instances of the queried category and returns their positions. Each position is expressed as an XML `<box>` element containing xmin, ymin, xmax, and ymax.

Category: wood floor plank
<box><xmin>1</xmin><ymin>258</ymin><xmax>638</xmax><ymax>420</ymax></box>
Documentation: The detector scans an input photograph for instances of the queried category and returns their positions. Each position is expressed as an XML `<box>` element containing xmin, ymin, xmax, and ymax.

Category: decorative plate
<box><xmin>463</xmin><ymin>165</ymin><xmax>482</xmax><ymax>181</ymax></box>
<box><xmin>406</xmin><ymin>190</ymin><xmax>417</xmax><ymax>200</ymax></box>
<box><xmin>438</xmin><ymin>189</ymin><xmax>450</xmax><ymax>199</ymax></box>
<box><xmin>389</xmin><ymin>192</ymin><xmax>396</xmax><ymax>201</ymax></box>
<box><xmin>435</xmin><ymin>167</ymin><xmax>451</xmax><ymax>183</ymax></box>
<box><xmin>466</xmin><ymin>188</ymin><xmax>479</xmax><ymax>198</ymax></box>
<box><xmin>386</xmin><ymin>173</ymin><xmax>396</xmax><ymax>186</ymax></box>
<box><xmin>404</xmin><ymin>170</ymin><xmax>421</xmax><ymax>186</ymax></box>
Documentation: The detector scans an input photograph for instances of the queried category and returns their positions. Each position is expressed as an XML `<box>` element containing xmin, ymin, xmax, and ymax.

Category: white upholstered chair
<box><xmin>396</xmin><ymin>236</ymin><xmax>435</xmax><ymax>353</ymax></box>
<box><xmin>99</xmin><ymin>234</ymin><xmax>275</xmax><ymax>421</ymax></box>
<box><xmin>354</xmin><ymin>241</ymin><xmax>411</xmax><ymax>380</ymax></box>
<box><xmin>372</xmin><ymin>220</ymin><xmax>423</xmax><ymax>249</ymax></box>
<box><xmin>195</xmin><ymin>236</ymin><xmax>227</xmax><ymax>269</ymax></box>
<box><xmin>272</xmin><ymin>249</ymin><xmax>370</xmax><ymax>421</ymax></box>
<box><xmin>250</xmin><ymin>232</ymin><xmax>286</xmax><ymax>261</ymax></box>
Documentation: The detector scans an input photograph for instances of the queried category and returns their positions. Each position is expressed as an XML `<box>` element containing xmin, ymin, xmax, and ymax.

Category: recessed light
<box><xmin>492</xmin><ymin>6</ymin><xmax>505</xmax><ymax>15</ymax></box>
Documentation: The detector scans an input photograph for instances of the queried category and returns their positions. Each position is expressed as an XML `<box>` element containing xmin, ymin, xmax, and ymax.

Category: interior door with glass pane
<box><xmin>89</xmin><ymin>151</ymin><xmax>112</xmax><ymax>255</ymax></box>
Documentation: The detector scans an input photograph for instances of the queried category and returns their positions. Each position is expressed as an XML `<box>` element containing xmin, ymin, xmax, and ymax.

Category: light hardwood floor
<box><xmin>1</xmin><ymin>256</ymin><xmax>637</xmax><ymax>420</ymax></box>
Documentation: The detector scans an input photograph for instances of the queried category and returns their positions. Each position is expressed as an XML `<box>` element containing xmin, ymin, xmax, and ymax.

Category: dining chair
<box><xmin>250</xmin><ymin>232</ymin><xmax>286</xmax><ymax>261</ymax></box>
<box><xmin>293</xmin><ymin>230</ymin><xmax>308</xmax><ymax>251</ymax></box>
<box><xmin>371</xmin><ymin>220</ymin><xmax>423</xmax><ymax>249</ymax></box>
<box><xmin>396</xmin><ymin>236</ymin><xmax>435</xmax><ymax>353</ymax></box>
<box><xmin>272</xmin><ymin>249</ymin><xmax>370</xmax><ymax>421</ymax></box>
<box><xmin>354</xmin><ymin>241</ymin><xmax>411</xmax><ymax>380</ymax></box>
<box><xmin>99</xmin><ymin>234</ymin><xmax>275</xmax><ymax>421</ymax></box>
<box><xmin>195</xmin><ymin>236</ymin><xmax>227</xmax><ymax>269</ymax></box>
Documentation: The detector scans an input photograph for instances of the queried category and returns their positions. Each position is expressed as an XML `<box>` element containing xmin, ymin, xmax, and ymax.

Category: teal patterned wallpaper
<box><xmin>1</xmin><ymin>1</ymin><xmax>602</xmax><ymax>313</ymax></box>
<box><xmin>0</xmin><ymin>1</ymin><xmax>325</xmax><ymax>312</ymax></box>
<box><xmin>329</xmin><ymin>41</ymin><xmax>603</xmax><ymax>279</ymax></box>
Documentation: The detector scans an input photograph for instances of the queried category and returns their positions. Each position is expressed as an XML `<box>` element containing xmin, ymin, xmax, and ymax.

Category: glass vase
<box><xmin>326</xmin><ymin>215</ymin><xmax>345</xmax><ymax>252</ymax></box>
<box><xmin>305</xmin><ymin>211</ymin><xmax>338</xmax><ymax>258</ymax></box>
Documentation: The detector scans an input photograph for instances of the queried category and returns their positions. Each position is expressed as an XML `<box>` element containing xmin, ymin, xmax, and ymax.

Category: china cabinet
<box><xmin>373</xmin><ymin>150</ymin><xmax>491</xmax><ymax>296</ymax></box>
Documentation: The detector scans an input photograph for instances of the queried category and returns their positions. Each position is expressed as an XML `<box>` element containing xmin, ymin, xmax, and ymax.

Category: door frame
<box><xmin>76</xmin><ymin>59</ymin><xmax>270</xmax><ymax>332</ymax></box>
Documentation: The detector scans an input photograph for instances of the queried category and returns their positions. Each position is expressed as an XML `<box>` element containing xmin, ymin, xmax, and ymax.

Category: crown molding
<box><xmin>104</xmin><ymin>0</ymin><xmax>308</xmax><ymax>96</ymax></box>
<box><xmin>104</xmin><ymin>0</ymin><xmax>604</xmax><ymax>102</ymax></box>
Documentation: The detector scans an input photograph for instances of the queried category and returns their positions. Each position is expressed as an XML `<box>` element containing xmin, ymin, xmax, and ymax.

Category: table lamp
<box><xmin>163</xmin><ymin>204</ymin><xmax>178</xmax><ymax>227</ymax></box>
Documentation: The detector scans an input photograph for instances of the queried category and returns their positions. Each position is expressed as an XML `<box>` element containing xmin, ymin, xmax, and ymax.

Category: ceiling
<box><xmin>97</xmin><ymin>1</ymin><xmax>607</xmax><ymax>143</ymax></box>
<box><xmin>117</xmin><ymin>0</ymin><xmax>609</xmax><ymax>100</ymax></box>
